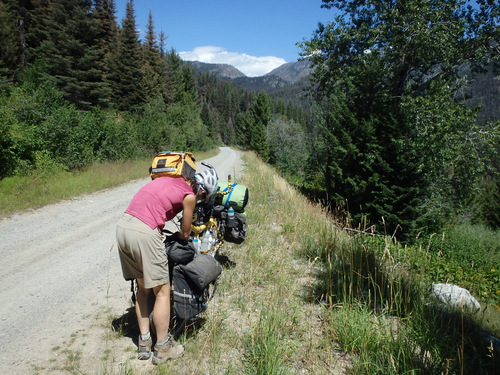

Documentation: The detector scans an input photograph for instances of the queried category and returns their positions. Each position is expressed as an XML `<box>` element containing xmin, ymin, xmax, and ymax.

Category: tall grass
<box><xmin>301</xmin><ymin>213</ymin><xmax>500</xmax><ymax>373</ymax></box>
<box><xmin>0</xmin><ymin>159</ymin><xmax>150</xmax><ymax>217</ymax></box>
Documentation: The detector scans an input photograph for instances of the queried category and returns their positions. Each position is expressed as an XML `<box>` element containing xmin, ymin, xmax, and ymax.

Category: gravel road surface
<box><xmin>0</xmin><ymin>147</ymin><xmax>244</xmax><ymax>374</ymax></box>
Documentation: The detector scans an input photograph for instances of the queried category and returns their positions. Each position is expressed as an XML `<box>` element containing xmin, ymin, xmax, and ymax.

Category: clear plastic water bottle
<box><xmin>227</xmin><ymin>206</ymin><xmax>235</xmax><ymax>228</ymax></box>
<box><xmin>201</xmin><ymin>229</ymin><xmax>211</xmax><ymax>253</ymax></box>
<box><xmin>193</xmin><ymin>237</ymin><xmax>200</xmax><ymax>254</ymax></box>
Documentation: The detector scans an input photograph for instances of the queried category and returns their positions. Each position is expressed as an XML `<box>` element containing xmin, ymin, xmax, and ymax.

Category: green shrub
<box><xmin>430</xmin><ymin>222</ymin><xmax>500</xmax><ymax>271</ymax></box>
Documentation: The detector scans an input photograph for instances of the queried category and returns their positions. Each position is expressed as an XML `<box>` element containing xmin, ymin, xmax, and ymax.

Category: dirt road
<box><xmin>0</xmin><ymin>147</ymin><xmax>244</xmax><ymax>374</ymax></box>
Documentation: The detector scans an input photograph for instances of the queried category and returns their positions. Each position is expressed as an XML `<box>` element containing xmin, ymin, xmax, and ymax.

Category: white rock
<box><xmin>431</xmin><ymin>283</ymin><xmax>481</xmax><ymax>313</ymax></box>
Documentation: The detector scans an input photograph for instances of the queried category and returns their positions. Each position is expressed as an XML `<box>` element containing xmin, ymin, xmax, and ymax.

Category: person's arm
<box><xmin>178</xmin><ymin>194</ymin><xmax>196</xmax><ymax>240</ymax></box>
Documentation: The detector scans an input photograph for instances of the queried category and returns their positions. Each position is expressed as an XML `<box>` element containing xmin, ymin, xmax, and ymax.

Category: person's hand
<box><xmin>165</xmin><ymin>231</ymin><xmax>188</xmax><ymax>245</ymax></box>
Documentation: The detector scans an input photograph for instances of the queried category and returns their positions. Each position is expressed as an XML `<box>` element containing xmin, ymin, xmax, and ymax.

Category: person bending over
<box><xmin>116</xmin><ymin>169</ymin><xmax>218</xmax><ymax>364</ymax></box>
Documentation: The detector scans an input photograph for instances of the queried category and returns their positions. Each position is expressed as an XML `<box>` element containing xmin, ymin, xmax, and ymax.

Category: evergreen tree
<box><xmin>165</xmin><ymin>49</ymin><xmax>184</xmax><ymax>104</ymax></box>
<box><xmin>248</xmin><ymin>91</ymin><xmax>271</xmax><ymax>161</ymax></box>
<box><xmin>92</xmin><ymin>0</ymin><xmax>118</xmax><ymax>107</ymax></box>
<box><xmin>200</xmin><ymin>102</ymin><xmax>215</xmax><ymax>140</ymax></box>
<box><xmin>0</xmin><ymin>0</ymin><xmax>20</xmax><ymax>83</ymax></box>
<box><xmin>234</xmin><ymin>111</ymin><xmax>250</xmax><ymax>146</ymax></box>
<box><xmin>300</xmin><ymin>0</ymin><xmax>499</xmax><ymax>238</ymax></box>
<box><xmin>108</xmin><ymin>0</ymin><xmax>145</xmax><ymax>110</ymax></box>
<box><xmin>473</xmin><ymin>178</ymin><xmax>500</xmax><ymax>230</ymax></box>
<box><xmin>141</xmin><ymin>10</ymin><xmax>169</xmax><ymax>105</ymax></box>
<box><xmin>27</xmin><ymin>0</ymin><xmax>105</xmax><ymax>108</ymax></box>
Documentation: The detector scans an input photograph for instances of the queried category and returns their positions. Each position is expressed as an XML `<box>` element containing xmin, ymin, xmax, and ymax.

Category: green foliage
<box><xmin>400</xmin><ymin>82</ymin><xmax>498</xmax><ymax>233</ymax></box>
<box><xmin>0</xmin><ymin>0</ymin><xmax>19</xmax><ymax>83</ymax></box>
<box><xmin>163</xmin><ymin>101</ymin><xmax>210</xmax><ymax>151</ymax></box>
<box><xmin>307</xmin><ymin>218</ymin><xmax>500</xmax><ymax>373</ymax></box>
<box><xmin>108</xmin><ymin>0</ymin><xmax>145</xmax><ymax>111</ymax></box>
<box><xmin>416</xmin><ymin>223</ymin><xmax>500</xmax><ymax>304</ymax></box>
<box><xmin>267</xmin><ymin>115</ymin><xmax>309</xmax><ymax>183</ymax></box>
<box><xmin>472</xmin><ymin>177</ymin><xmax>500</xmax><ymax>230</ymax></box>
<box><xmin>27</xmin><ymin>0</ymin><xmax>107</xmax><ymax>109</ymax></box>
<box><xmin>248</xmin><ymin>92</ymin><xmax>271</xmax><ymax>161</ymax></box>
<box><xmin>299</xmin><ymin>0</ymin><xmax>499</xmax><ymax>239</ymax></box>
<box><xmin>1</xmin><ymin>0</ymin><xmax>314</xmax><ymax>183</ymax></box>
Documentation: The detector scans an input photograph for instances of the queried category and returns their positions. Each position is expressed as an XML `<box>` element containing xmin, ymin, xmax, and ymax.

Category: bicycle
<box><xmin>144</xmin><ymin>164</ymin><xmax>238</xmax><ymax>337</ymax></box>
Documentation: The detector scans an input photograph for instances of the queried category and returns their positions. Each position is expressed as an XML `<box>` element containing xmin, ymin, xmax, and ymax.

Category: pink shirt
<box><xmin>125</xmin><ymin>177</ymin><xmax>194</xmax><ymax>230</ymax></box>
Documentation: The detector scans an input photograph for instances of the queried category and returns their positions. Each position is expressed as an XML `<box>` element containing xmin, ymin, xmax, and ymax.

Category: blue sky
<box><xmin>114</xmin><ymin>0</ymin><xmax>334</xmax><ymax>77</ymax></box>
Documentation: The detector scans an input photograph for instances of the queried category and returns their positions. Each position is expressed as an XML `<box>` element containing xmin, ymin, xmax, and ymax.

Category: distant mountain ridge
<box><xmin>185</xmin><ymin>61</ymin><xmax>246</xmax><ymax>79</ymax></box>
<box><xmin>186</xmin><ymin>60</ymin><xmax>312</xmax><ymax>90</ymax></box>
<box><xmin>187</xmin><ymin>60</ymin><xmax>498</xmax><ymax>124</ymax></box>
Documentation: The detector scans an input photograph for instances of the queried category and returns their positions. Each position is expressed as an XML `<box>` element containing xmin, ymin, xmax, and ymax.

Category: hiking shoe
<box><xmin>152</xmin><ymin>338</ymin><xmax>185</xmax><ymax>364</ymax></box>
<box><xmin>137</xmin><ymin>336</ymin><xmax>152</xmax><ymax>360</ymax></box>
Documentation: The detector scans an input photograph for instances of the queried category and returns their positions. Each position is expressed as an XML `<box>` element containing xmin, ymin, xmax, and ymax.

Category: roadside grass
<box><xmin>301</xmin><ymin>217</ymin><xmax>500</xmax><ymax>373</ymax></box>
<box><xmin>0</xmin><ymin>150</ymin><xmax>218</xmax><ymax>218</ymax></box>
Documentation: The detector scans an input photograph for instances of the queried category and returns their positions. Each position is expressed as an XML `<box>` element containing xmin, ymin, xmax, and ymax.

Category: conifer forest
<box><xmin>1</xmin><ymin>0</ymin><xmax>499</xmax><ymax>241</ymax></box>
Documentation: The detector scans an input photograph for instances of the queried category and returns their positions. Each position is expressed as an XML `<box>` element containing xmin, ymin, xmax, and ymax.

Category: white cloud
<box><xmin>179</xmin><ymin>46</ymin><xmax>286</xmax><ymax>77</ymax></box>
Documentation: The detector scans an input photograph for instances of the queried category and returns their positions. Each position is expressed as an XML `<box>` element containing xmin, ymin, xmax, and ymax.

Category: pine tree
<box><xmin>108</xmin><ymin>0</ymin><xmax>145</xmax><ymax>110</ymax></box>
<box><xmin>0</xmin><ymin>0</ymin><xmax>21</xmax><ymax>83</ymax></box>
<box><xmin>27</xmin><ymin>0</ymin><xmax>105</xmax><ymax>108</ymax></box>
<box><xmin>92</xmin><ymin>0</ymin><xmax>119</xmax><ymax>107</ymax></box>
<box><xmin>141</xmin><ymin>10</ymin><xmax>169</xmax><ymax>105</ymax></box>
<box><xmin>248</xmin><ymin>92</ymin><xmax>271</xmax><ymax>161</ymax></box>
<box><xmin>300</xmin><ymin>0</ymin><xmax>499</xmax><ymax>238</ymax></box>
<box><xmin>200</xmin><ymin>102</ymin><xmax>215</xmax><ymax>140</ymax></box>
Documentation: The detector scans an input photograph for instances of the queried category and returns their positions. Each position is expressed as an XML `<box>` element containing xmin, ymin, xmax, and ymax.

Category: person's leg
<box><xmin>152</xmin><ymin>282</ymin><xmax>171</xmax><ymax>343</ymax></box>
<box><xmin>135</xmin><ymin>278</ymin><xmax>153</xmax><ymax>359</ymax></box>
<box><xmin>151</xmin><ymin>281</ymin><xmax>184</xmax><ymax>364</ymax></box>
<box><xmin>135</xmin><ymin>278</ymin><xmax>151</xmax><ymax>334</ymax></box>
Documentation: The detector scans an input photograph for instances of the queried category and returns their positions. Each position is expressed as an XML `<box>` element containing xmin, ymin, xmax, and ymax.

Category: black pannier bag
<box><xmin>172</xmin><ymin>255</ymin><xmax>222</xmax><ymax>320</ymax></box>
<box><xmin>183</xmin><ymin>254</ymin><xmax>222</xmax><ymax>290</ymax></box>
<box><xmin>225</xmin><ymin>211</ymin><xmax>247</xmax><ymax>244</ymax></box>
<box><xmin>165</xmin><ymin>235</ymin><xmax>196</xmax><ymax>265</ymax></box>
<box><xmin>214</xmin><ymin>206</ymin><xmax>247</xmax><ymax>244</ymax></box>
<box><xmin>172</xmin><ymin>265</ymin><xmax>208</xmax><ymax>320</ymax></box>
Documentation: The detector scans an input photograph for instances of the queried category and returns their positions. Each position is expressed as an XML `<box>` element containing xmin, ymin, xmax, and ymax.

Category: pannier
<box><xmin>150</xmin><ymin>151</ymin><xmax>196</xmax><ymax>180</ymax></box>
<box><xmin>165</xmin><ymin>235</ymin><xmax>196</xmax><ymax>265</ymax></box>
<box><xmin>171</xmin><ymin>254</ymin><xmax>222</xmax><ymax>321</ymax></box>
<box><xmin>214</xmin><ymin>205</ymin><xmax>247</xmax><ymax>244</ymax></box>
<box><xmin>172</xmin><ymin>266</ymin><xmax>208</xmax><ymax>320</ymax></box>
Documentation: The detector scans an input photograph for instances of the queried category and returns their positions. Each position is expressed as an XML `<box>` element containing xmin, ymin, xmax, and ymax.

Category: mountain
<box><xmin>186</xmin><ymin>61</ymin><xmax>246</xmax><ymax>79</ymax></box>
<box><xmin>186</xmin><ymin>60</ymin><xmax>312</xmax><ymax>95</ymax></box>
<box><xmin>264</xmin><ymin>60</ymin><xmax>313</xmax><ymax>84</ymax></box>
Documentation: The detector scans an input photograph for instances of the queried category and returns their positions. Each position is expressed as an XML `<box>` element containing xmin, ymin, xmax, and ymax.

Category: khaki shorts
<box><xmin>116</xmin><ymin>213</ymin><xmax>169</xmax><ymax>289</ymax></box>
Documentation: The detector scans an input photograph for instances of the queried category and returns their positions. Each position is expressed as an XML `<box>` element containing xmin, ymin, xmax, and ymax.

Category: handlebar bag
<box><xmin>150</xmin><ymin>151</ymin><xmax>196</xmax><ymax>180</ymax></box>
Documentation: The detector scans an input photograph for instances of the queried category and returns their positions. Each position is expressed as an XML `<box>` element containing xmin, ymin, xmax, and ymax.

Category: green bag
<box><xmin>216</xmin><ymin>181</ymin><xmax>249</xmax><ymax>212</ymax></box>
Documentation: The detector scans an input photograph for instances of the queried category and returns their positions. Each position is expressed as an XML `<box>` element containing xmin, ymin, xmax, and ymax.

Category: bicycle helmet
<box><xmin>195</xmin><ymin>168</ymin><xmax>218</xmax><ymax>203</ymax></box>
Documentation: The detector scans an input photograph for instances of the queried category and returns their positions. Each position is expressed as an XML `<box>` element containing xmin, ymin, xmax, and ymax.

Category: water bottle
<box><xmin>193</xmin><ymin>237</ymin><xmax>200</xmax><ymax>254</ymax></box>
<box><xmin>227</xmin><ymin>206</ymin><xmax>235</xmax><ymax>228</ymax></box>
<box><xmin>201</xmin><ymin>230</ymin><xmax>211</xmax><ymax>253</ymax></box>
